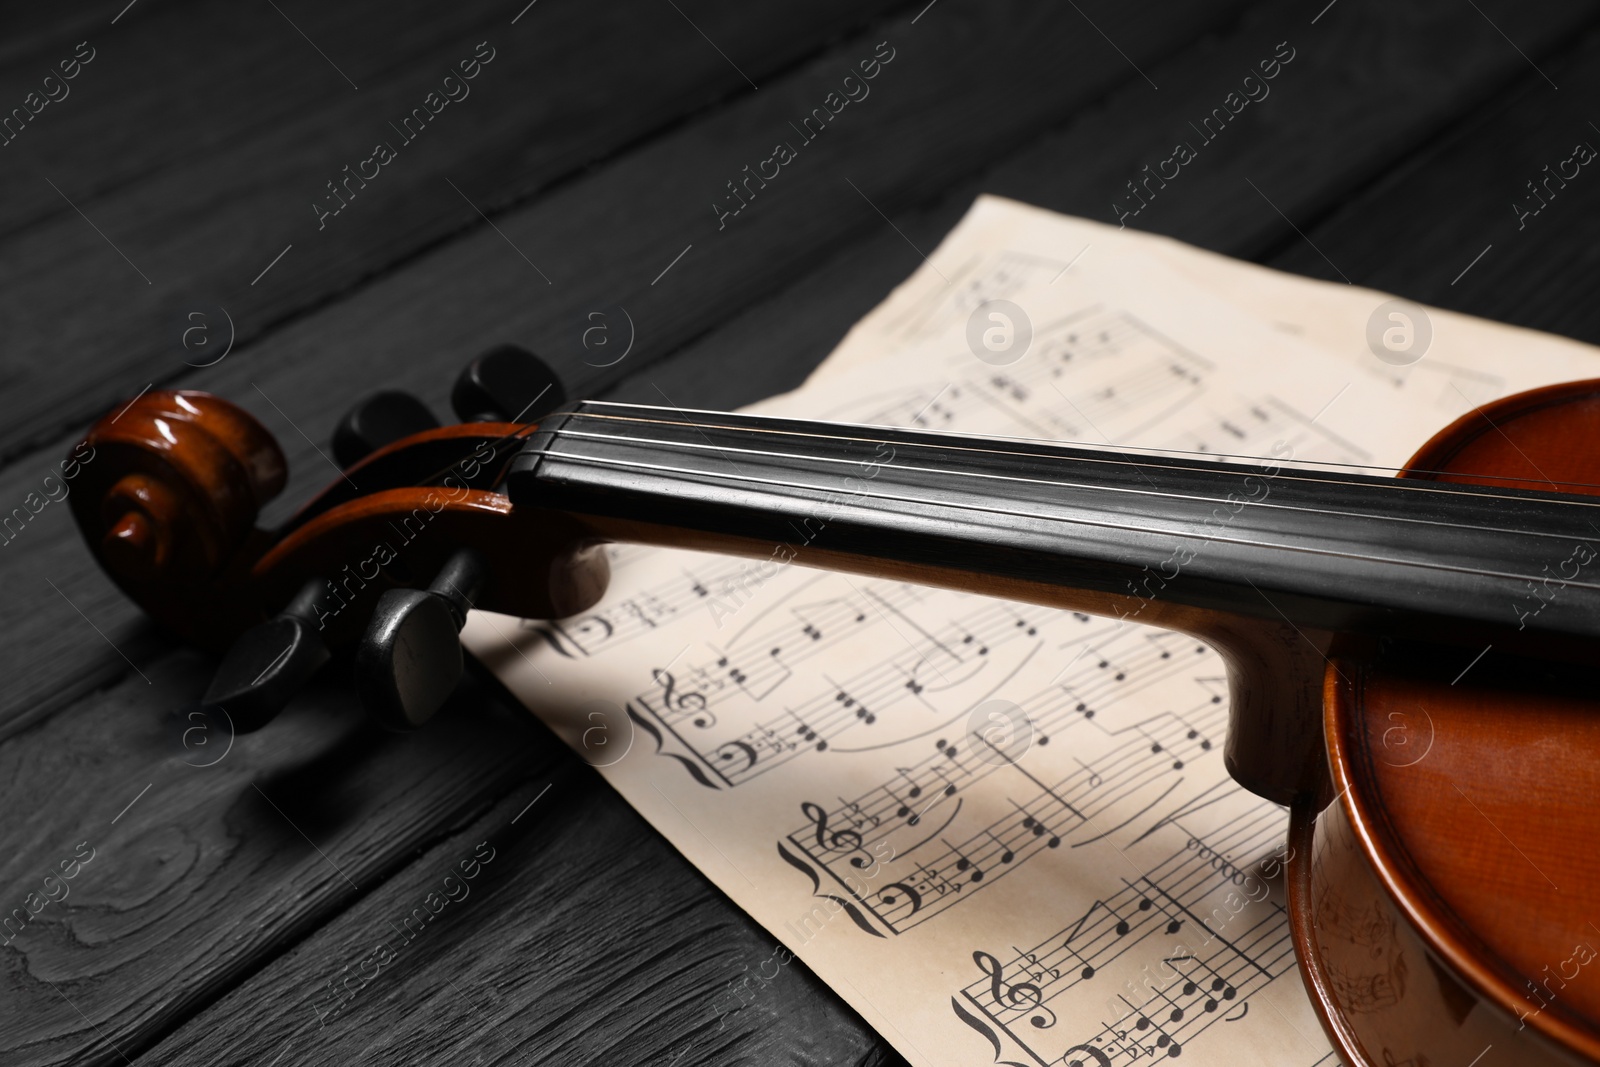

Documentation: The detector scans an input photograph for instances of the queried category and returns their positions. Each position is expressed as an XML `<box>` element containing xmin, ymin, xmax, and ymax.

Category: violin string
<box><xmin>411</xmin><ymin>422</ymin><xmax>542</xmax><ymax>488</ymax></box>
<box><xmin>577</xmin><ymin>400</ymin><xmax>1600</xmax><ymax>492</ymax></box>
<box><xmin>533</xmin><ymin>445</ymin><xmax>1600</xmax><ymax>594</ymax></box>
<box><xmin>544</xmin><ymin>425</ymin><xmax>1600</xmax><ymax>546</ymax></box>
<box><xmin>378</xmin><ymin>406</ymin><xmax>1600</xmax><ymax>597</ymax></box>
<box><xmin>561</xmin><ymin>406</ymin><xmax>1600</xmax><ymax>515</ymax></box>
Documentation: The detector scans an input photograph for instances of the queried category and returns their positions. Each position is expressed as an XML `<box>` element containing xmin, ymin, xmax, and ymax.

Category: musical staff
<box><xmin>459</xmin><ymin>198</ymin><xmax>1506</xmax><ymax>1066</ymax></box>
<box><xmin>778</xmin><ymin>647</ymin><xmax>1235</xmax><ymax>932</ymax></box>
<box><xmin>953</xmin><ymin>814</ymin><xmax>1296</xmax><ymax>1067</ymax></box>
<box><xmin>852</xmin><ymin>309</ymin><xmax>1214</xmax><ymax>447</ymax></box>
<box><xmin>634</xmin><ymin>588</ymin><xmax>1052</xmax><ymax>787</ymax></box>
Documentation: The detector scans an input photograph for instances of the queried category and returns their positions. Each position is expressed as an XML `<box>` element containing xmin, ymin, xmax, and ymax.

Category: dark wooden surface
<box><xmin>3</xmin><ymin>1</ymin><xmax>1598</xmax><ymax>1064</ymax></box>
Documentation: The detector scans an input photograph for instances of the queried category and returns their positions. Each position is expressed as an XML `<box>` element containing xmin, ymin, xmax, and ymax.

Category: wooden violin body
<box><xmin>68</xmin><ymin>374</ymin><xmax>1600</xmax><ymax>1066</ymax></box>
<box><xmin>1289</xmin><ymin>379</ymin><xmax>1600</xmax><ymax>1067</ymax></box>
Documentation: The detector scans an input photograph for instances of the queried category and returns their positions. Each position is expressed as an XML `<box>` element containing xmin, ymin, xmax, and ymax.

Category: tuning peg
<box><xmin>355</xmin><ymin>549</ymin><xmax>488</xmax><ymax>729</ymax></box>
<box><xmin>452</xmin><ymin>345</ymin><xmax>567</xmax><ymax>423</ymax></box>
<box><xmin>202</xmin><ymin>577</ymin><xmax>332</xmax><ymax>732</ymax></box>
<box><xmin>331</xmin><ymin>390</ymin><xmax>440</xmax><ymax>467</ymax></box>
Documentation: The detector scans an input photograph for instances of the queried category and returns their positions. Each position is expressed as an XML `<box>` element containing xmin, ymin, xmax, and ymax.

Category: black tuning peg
<box><xmin>202</xmin><ymin>578</ymin><xmax>333</xmax><ymax>732</ymax></box>
<box><xmin>452</xmin><ymin>345</ymin><xmax>566</xmax><ymax>423</ymax></box>
<box><xmin>331</xmin><ymin>390</ymin><xmax>440</xmax><ymax>467</ymax></box>
<box><xmin>356</xmin><ymin>549</ymin><xmax>488</xmax><ymax>730</ymax></box>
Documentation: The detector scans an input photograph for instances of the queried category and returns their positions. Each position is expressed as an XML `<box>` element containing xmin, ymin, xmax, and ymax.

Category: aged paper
<box><xmin>817</xmin><ymin>196</ymin><xmax>1598</xmax><ymax>411</ymax></box>
<box><xmin>462</xmin><ymin>198</ymin><xmax>1597</xmax><ymax>1067</ymax></box>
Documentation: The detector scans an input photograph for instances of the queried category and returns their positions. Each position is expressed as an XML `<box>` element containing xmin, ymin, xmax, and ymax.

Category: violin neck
<box><xmin>505</xmin><ymin>402</ymin><xmax>1600</xmax><ymax>647</ymax></box>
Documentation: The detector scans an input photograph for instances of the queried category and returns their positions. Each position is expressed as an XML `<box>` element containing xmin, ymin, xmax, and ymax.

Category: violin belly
<box><xmin>1291</xmin><ymin>783</ymin><xmax>1589</xmax><ymax>1067</ymax></box>
<box><xmin>1293</xmin><ymin>648</ymin><xmax>1600</xmax><ymax>1067</ymax></box>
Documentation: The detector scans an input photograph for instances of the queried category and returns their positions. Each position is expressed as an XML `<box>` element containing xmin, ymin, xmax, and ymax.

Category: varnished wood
<box><xmin>552</xmin><ymin>509</ymin><xmax>1342</xmax><ymax>805</ymax></box>
<box><xmin>11</xmin><ymin>2</ymin><xmax>1600</xmax><ymax>1063</ymax></box>
<box><xmin>65</xmin><ymin>371</ymin><xmax>1600</xmax><ymax>1067</ymax></box>
<box><xmin>1287</xmin><ymin>379</ymin><xmax>1600</xmax><ymax>1066</ymax></box>
<box><xmin>69</xmin><ymin>396</ymin><xmax>608</xmax><ymax>651</ymax></box>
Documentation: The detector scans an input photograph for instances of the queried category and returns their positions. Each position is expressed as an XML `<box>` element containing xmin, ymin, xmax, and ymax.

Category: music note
<box><xmin>1072</xmin><ymin>758</ymin><xmax>1103</xmax><ymax>789</ymax></box>
<box><xmin>889</xmin><ymin>768</ymin><xmax>924</xmax><ymax>821</ymax></box>
<box><xmin>1015</xmin><ymin>804</ymin><xmax>1062</xmax><ymax>849</ymax></box>
<box><xmin>928</xmin><ymin>763</ymin><xmax>961</xmax><ymax>799</ymax></box>
<box><xmin>834</xmin><ymin>688</ymin><xmax>875</xmax><ymax>724</ymax></box>
<box><xmin>1059</xmin><ymin>942</ymin><xmax>1099</xmax><ymax>982</ymax></box>
<box><xmin>788</xmin><ymin>711</ymin><xmax>827</xmax><ymax>752</ymax></box>
<box><xmin>944</xmin><ymin>838</ymin><xmax>985</xmax><ymax>883</ymax></box>
<box><xmin>1140</xmin><ymin>892</ymin><xmax>1184</xmax><ymax>935</ymax></box>
<box><xmin>1168</xmin><ymin>955</ymin><xmax>1238</xmax><ymax>1013</ymax></box>
<box><xmin>984</xmin><ymin>829</ymin><xmax>1016</xmax><ymax>865</ymax></box>
<box><xmin>1124</xmin><ymin>1011</ymin><xmax>1182</xmax><ymax>1058</ymax></box>
<box><xmin>1059</xmin><ymin>900</ymin><xmax>1132</xmax><ymax>980</ymax></box>
<box><xmin>1095</xmin><ymin>656</ymin><xmax>1126</xmax><ymax>682</ymax></box>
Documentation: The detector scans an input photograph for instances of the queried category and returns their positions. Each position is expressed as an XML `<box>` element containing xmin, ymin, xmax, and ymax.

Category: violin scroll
<box><xmin>67</xmin><ymin>347</ymin><xmax>607</xmax><ymax>731</ymax></box>
<box><xmin>70</xmin><ymin>389</ymin><xmax>288</xmax><ymax>644</ymax></box>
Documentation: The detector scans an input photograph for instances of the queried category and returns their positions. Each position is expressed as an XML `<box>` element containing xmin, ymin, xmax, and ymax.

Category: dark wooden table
<box><xmin>3</xmin><ymin>1</ymin><xmax>1599</xmax><ymax>1064</ymax></box>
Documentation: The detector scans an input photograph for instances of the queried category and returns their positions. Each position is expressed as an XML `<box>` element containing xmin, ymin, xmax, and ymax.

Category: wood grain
<box><xmin>0</xmin><ymin>661</ymin><xmax>560</xmax><ymax>1066</ymax></box>
<box><xmin>1266</xmin><ymin>21</ymin><xmax>1600</xmax><ymax>342</ymax></box>
<box><xmin>1299</xmin><ymin>379</ymin><xmax>1600</xmax><ymax>1065</ymax></box>
<box><xmin>0</xmin><ymin>0</ymin><xmax>1258</xmax><ymax>738</ymax></box>
<box><xmin>4</xmin><ymin>1</ymin><xmax>1598</xmax><ymax>1064</ymax></box>
<box><xmin>0</xmin><ymin>2</ymin><xmax>1259</xmax><ymax>1062</ymax></box>
<box><xmin>617</xmin><ymin>0</ymin><xmax>1600</xmax><ymax>415</ymax></box>
<box><xmin>0</xmin><ymin>0</ymin><xmax>907</xmax><ymax>461</ymax></box>
<box><xmin>137</xmin><ymin>747</ymin><xmax>901</xmax><ymax>1067</ymax></box>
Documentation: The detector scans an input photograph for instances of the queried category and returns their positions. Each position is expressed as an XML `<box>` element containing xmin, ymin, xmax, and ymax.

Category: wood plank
<box><xmin>0</xmin><ymin>3</ymin><xmax>1252</xmax><ymax>1062</ymax></box>
<box><xmin>19</xmin><ymin>4</ymin><xmax>1595</xmax><ymax>1066</ymax></box>
<box><xmin>0</xmin><ymin>0</ymin><xmax>1254</xmax><ymax>738</ymax></box>
<box><xmin>616</xmin><ymin>0</ymin><xmax>1600</xmax><ymax>414</ymax></box>
<box><xmin>137</xmin><ymin>742</ymin><xmax>901</xmax><ymax>1067</ymax></box>
<box><xmin>0</xmin><ymin>0</ymin><xmax>464</xmax><ymax>234</ymax></box>
<box><xmin>1261</xmin><ymin>25</ymin><xmax>1600</xmax><ymax>345</ymax></box>
<box><xmin>0</xmin><ymin>664</ymin><xmax>560</xmax><ymax>1067</ymax></box>
<box><xmin>0</xmin><ymin>0</ymin><xmax>908</xmax><ymax>461</ymax></box>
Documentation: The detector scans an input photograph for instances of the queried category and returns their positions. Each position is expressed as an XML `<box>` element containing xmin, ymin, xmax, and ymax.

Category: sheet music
<box><xmin>462</xmin><ymin>198</ymin><xmax>1599</xmax><ymax>1067</ymax></box>
<box><xmin>816</xmin><ymin>196</ymin><xmax>1599</xmax><ymax>411</ymax></box>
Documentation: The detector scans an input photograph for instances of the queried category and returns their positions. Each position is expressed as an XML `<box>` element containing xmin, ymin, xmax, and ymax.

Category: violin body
<box><xmin>67</xmin><ymin>370</ymin><xmax>1600</xmax><ymax>1066</ymax></box>
<box><xmin>1289</xmin><ymin>379</ymin><xmax>1600</xmax><ymax>1067</ymax></box>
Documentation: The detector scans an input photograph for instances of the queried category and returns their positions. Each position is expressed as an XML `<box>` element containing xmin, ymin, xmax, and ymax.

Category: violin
<box><xmin>68</xmin><ymin>347</ymin><xmax>1600</xmax><ymax>1067</ymax></box>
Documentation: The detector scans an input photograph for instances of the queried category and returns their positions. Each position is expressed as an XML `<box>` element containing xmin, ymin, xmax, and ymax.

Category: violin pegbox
<box><xmin>69</xmin><ymin>351</ymin><xmax>602</xmax><ymax>733</ymax></box>
<box><xmin>69</xmin><ymin>389</ymin><xmax>288</xmax><ymax>646</ymax></box>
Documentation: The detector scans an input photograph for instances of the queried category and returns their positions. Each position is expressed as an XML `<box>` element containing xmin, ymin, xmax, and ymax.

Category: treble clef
<box><xmin>653</xmin><ymin>668</ymin><xmax>714</xmax><ymax>728</ymax></box>
<box><xmin>973</xmin><ymin>950</ymin><xmax>1057</xmax><ymax>1029</ymax></box>
<box><xmin>800</xmin><ymin>801</ymin><xmax>872</xmax><ymax>868</ymax></box>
